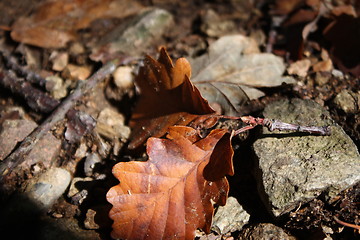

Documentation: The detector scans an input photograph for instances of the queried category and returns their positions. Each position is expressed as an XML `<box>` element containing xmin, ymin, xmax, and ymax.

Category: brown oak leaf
<box><xmin>107</xmin><ymin>126</ymin><xmax>234</xmax><ymax>240</ymax></box>
<box><xmin>128</xmin><ymin>48</ymin><xmax>215</xmax><ymax>150</ymax></box>
<box><xmin>11</xmin><ymin>0</ymin><xmax>143</xmax><ymax>48</ymax></box>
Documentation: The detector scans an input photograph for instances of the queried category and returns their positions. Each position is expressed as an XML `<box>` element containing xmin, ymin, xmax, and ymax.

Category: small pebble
<box><xmin>333</xmin><ymin>89</ymin><xmax>359</xmax><ymax>114</ymax></box>
<box><xmin>84</xmin><ymin>209</ymin><xmax>100</xmax><ymax>230</ymax></box>
<box><xmin>25</xmin><ymin>167</ymin><xmax>71</xmax><ymax>210</ymax></box>
<box><xmin>113</xmin><ymin>66</ymin><xmax>134</xmax><ymax>90</ymax></box>
<box><xmin>84</xmin><ymin>153</ymin><xmax>102</xmax><ymax>177</ymax></box>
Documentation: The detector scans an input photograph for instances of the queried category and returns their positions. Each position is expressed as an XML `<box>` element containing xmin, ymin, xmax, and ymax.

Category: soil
<box><xmin>0</xmin><ymin>0</ymin><xmax>359</xmax><ymax>239</ymax></box>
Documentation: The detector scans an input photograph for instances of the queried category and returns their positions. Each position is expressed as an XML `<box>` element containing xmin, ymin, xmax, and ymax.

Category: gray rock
<box><xmin>239</xmin><ymin>223</ymin><xmax>296</xmax><ymax>240</ymax></box>
<box><xmin>333</xmin><ymin>89</ymin><xmax>360</xmax><ymax>114</ymax></box>
<box><xmin>91</xmin><ymin>8</ymin><xmax>174</xmax><ymax>61</ymax></box>
<box><xmin>211</xmin><ymin>196</ymin><xmax>250</xmax><ymax>234</ymax></box>
<box><xmin>25</xmin><ymin>167</ymin><xmax>71</xmax><ymax>210</ymax></box>
<box><xmin>253</xmin><ymin>99</ymin><xmax>360</xmax><ymax>217</ymax></box>
<box><xmin>84</xmin><ymin>153</ymin><xmax>102</xmax><ymax>177</ymax></box>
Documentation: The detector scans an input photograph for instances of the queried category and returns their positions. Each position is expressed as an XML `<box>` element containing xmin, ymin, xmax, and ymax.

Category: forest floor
<box><xmin>0</xmin><ymin>0</ymin><xmax>359</xmax><ymax>239</ymax></box>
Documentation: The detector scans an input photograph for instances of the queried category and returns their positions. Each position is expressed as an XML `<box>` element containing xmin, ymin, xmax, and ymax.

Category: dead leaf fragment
<box><xmin>190</xmin><ymin>35</ymin><xmax>295</xmax><ymax>115</ymax></box>
<box><xmin>11</xmin><ymin>0</ymin><xmax>143</xmax><ymax>48</ymax></box>
<box><xmin>323</xmin><ymin>14</ymin><xmax>360</xmax><ymax>77</ymax></box>
<box><xmin>107</xmin><ymin>126</ymin><xmax>234</xmax><ymax>240</ymax></box>
<box><xmin>287</xmin><ymin>59</ymin><xmax>311</xmax><ymax>77</ymax></box>
<box><xmin>312</xmin><ymin>59</ymin><xmax>333</xmax><ymax>73</ymax></box>
<box><xmin>128</xmin><ymin>48</ymin><xmax>214</xmax><ymax>150</ymax></box>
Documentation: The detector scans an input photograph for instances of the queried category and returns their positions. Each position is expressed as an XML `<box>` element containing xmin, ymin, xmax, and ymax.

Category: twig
<box><xmin>233</xmin><ymin>116</ymin><xmax>331</xmax><ymax>136</ymax></box>
<box><xmin>0</xmin><ymin>70</ymin><xmax>60</xmax><ymax>113</ymax></box>
<box><xmin>1</xmin><ymin>53</ymin><xmax>47</xmax><ymax>87</ymax></box>
<box><xmin>334</xmin><ymin>216</ymin><xmax>360</xmax><ymax>231</ymax></box>
<box><xmin>0</xmin><ymin>59</ymin><xmax>119</xmax><ymax>181</ymax></box>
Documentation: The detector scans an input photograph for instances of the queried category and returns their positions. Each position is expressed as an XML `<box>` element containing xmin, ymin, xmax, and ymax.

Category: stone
<box><xmin>239</xmin><ymin>223</ymin><xmax>296</xmax><ymax>240</ymax></box>
<box><xmin>314</xmin><ymin>72</ymin><xmax>330</xmax><ymax>86</ymax></box>
<box><xmin>0</xmin><ymin>119</ymin><xmax>37</xmax><ymax>160</ymax></box>
<box><xmin>96</xmin><ymin>107</ymin><xmax>131</xmax><ymax>141</ymax></box>
<box><xmin>113</xmin><ymin>66</ymin><xmax>134</xmax><ymax>90</ymax></box>
<box><xmin>66</xmin><ymin>64</ymin><xmax>92</xmax><ymax>80</ymax></box>
<box><xmin>253</xmin><ymin>99</ymin><xmax>360</xmax><ymax>216</ymax></box>
<box><xmin>287</xmin><ymin>59</ymin><xmax>311</xmax><ymax>77</ymax></box>
<box><xmin>50</xmin><ymin>51</ymin><xmax>69</xmax><ymax>71</ymax></box>
<box><xmin>0</xmin><ymin>119</ymin><xmax>61</xmax><ymax>168</ymax></box>
<box><xmin>25</xmin><ymin>167</ymin><xmax>71</xmax><ymax>210</ymax></box>
<box><xmin>333</xmin><ymin>89</ymin><xmax>359</xmax><ymax>114</ymax></box>
<box><xmin>74</xmin><ymin>142</ymin><xmax>89</xmax><ymax>159</ymax></box>
<box><xmin>331</xmin><ymin>69</ymin><xmax>344</xmax><ymax>78</ymax></box>
<box><xmin>84</xmin><ymin>209</ymin><xmax>100</xmax><ymax>230</ymax></box>
<box><xmin>91</xmin><ymin>8</ymin><xmax>174</xmax><ymax>61</ymax></box>
<box><xmin>211</xmin><ymin>197</ymin><xmax>250</xmax><ymax>234</ymax></box>
<box><xmin>84</xmin><ymin>153</ymin><xmax>102</xmax><ymax>177</ymax></box>
<box><xmin>69</xmin><ymin>42</ymin><xmax>85</xmax><ymax>55</ymax></box>
<box><xmin>25</xmin><ymin>130</ymin><xmax>62</xmax><ymax>169</ymax></box>
<box><xmin>45</xmin><ymin>75</ymin><xmax>68</xmax><ymax>99</ymax></box>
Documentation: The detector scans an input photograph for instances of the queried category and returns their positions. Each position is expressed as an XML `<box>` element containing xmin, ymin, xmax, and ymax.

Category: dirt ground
<box><xmin>0</xmin><ymin>0</ymin><xmax>359</xmax><ymax>239</ymax></box>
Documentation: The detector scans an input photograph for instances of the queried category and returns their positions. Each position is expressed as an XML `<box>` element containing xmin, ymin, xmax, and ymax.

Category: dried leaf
<box><xmin>128</xmin><ymin>48</ymin><xmax>214</xmax><ymax>150</ymax></box>
<box><xmin>190</xmin><ymin>35</ymin><xmax>295</xmax><ymax>115</ymax></box>
<box><xmin>323</xmin><ymin>14</ymin><xmax>360</xmax><ymax>77</ymax></box>
<box><xmin>195</xmin><ymin>82</ymin><xmax>250</xmax><ymax>116</ymax></box>
<box><xmin>11</xmin><ymin>0</ymin><xmax>143</xmax><ymax>48</ymax></box>
<box><xmin>272</xmin><ymin>1</ymin><xmax>319</xmax><ymax>61</ymax></box>
<box><xmin>107</xmin><ymin>126</ymin><xmax>234</xmax><ymax>240</ymax></box>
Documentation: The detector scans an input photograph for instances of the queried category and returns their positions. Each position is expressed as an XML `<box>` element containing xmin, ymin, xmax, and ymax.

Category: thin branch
<box><xmin>334</xmin><ymin>216</ymin><xmax>360</xmax><ymax>231</ymax></box>
<box><xmin>0</xmin><ymin>59</ymin><xmax>120</xmax><ymax>181</ymax></box>
<box><xmin>2</xmin><ymin>53</ymin><xmax>47</xmax><ymax>87</ymax></box>
<box><xmin>0</xmin><ymin>70</ymin><xmax>60</xmax><ymax>113</ymax></box>
<box><xmin>230</xmin><ymin>116</ymin><xmax>331</xmax><ymax>136</ymax></box>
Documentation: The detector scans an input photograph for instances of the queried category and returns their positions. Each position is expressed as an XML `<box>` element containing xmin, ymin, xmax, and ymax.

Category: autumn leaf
<box><xmin>10</xmin><ymin>0</ymin><xmax>143</xmax><ymax>48</ymax></box>
<box><xmin>128</xmin><ymin>48</ymin><xmax>215</xmax><ymax>150</ymax></box>
<box><xmin>189</xmin><ymin>35</ymin><xmax>295</xmax><ymax>115</ymax></box>
<box><xmin>323</xmin><ymin>13</ymin><xmax>360</xmax><ymax>77</ymax></box>
<box><xmin>107</xmin><ymin>126</ymin><xmax>234</xmax><ymax>240</ymax></box>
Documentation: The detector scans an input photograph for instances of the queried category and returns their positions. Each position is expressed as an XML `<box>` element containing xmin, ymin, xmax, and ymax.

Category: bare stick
<box><xmin>0</xmin><ymin>70</ymin><xmax>60</xmax><ymax>113</ymax></box>
<box><xmin>0</xmin><ymin>59</ymin><xmax>119</xmax><ymax>181</ymax></box>
<box><xmin>234</xmin><ymin>116</ymin><xmax>331</xmax><ymax>136</ymax></box>
<box><xmin>1</xmin><ymin>53</ymin><xmax>47</xmax><ymax>87</ymax></box>
<box><xmin>334</xmin><ymin>216</ymin><xmax>360</xmax><ymax>231</ymax></box>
